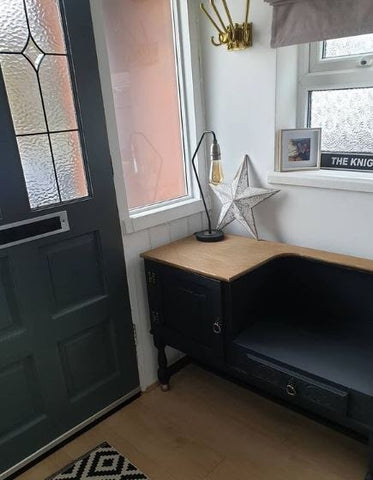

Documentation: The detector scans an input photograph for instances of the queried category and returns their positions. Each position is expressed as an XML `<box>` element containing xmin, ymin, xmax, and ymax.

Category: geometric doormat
<box><xmin>46</xmin><ymin>442</ymin><xmax>149</xmax><ymax>479</ymax></box>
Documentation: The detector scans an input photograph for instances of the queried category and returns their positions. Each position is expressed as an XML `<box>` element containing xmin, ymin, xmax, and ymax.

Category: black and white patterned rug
<box><xmin>46</xmin><ymin>442</ymin><xmax>149</xmax><ymax>479</ymax></box>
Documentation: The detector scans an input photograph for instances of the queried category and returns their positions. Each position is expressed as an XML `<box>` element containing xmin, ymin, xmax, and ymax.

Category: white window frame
<box><xmin>269</xmin><ymin>38</ymin><xmax>373</xmax><ymax>192</ymax></box>
<box><xmin>297</xmin><ymin>41</ymin><xmax>373</xmax><ymax>131</ymax></box>
<box><xmin>90</xmin><ymin>0</ymin><xmax>207</xmax><ymax>233</ymax></box>
<box><xmin>309</xmin><ymin>41</ymin><xmax>373</xmax><ymax>73</ymax></box>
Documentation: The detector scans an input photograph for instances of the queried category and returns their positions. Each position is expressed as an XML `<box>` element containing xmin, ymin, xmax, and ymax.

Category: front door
<box><xmin>0</xmin><ymin>0</ymin><xmax>139</xmax><ymax>475</ymax></box>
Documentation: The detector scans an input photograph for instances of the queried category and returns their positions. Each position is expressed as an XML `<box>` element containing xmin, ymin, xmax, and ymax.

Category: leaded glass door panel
<box><xmin>0</xmin><ymin>0</ymin><xmax>88</xmax><ymax>210</ymax></box>
<box><xmin>0</xmin><ymin>1</ymin><xmax>139</xmax><ymax>476</ymax></box>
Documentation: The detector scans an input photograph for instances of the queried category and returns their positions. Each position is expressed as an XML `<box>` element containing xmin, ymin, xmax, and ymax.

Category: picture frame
<box><xmin>277</xmin><ymin>128</ymin><xmax>321</xmax><ymax>172</ymax></box>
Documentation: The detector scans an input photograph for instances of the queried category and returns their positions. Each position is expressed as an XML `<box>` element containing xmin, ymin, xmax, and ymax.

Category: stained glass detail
<box><xmin>24</xmin><ymin>0</ymin><xmax>66</xmax><ymax>54</ymax></box>
<box><xmin>310</xmin><ymin>88</ymin><xmax>373</xmax><ymax>153</ymax></box>
<box><xmin>0</xmin><ymin>0</ymin><xmax>28</xmax><ymax>52</ymax></box>
<box><xmin>51</xmin><ymin>132</ymin><xmax>88</xmax><ymax>202</ymax></box>
<box><xmin>23</xmin><ymin>36</ymin><xmax>44</xmax><ymax>70</ymax></box>
<box><xmin>17</xmin><ymin>135</ymin><xmax>60</xmax><ymax>208</ymax></box>
<box><xmin>0</xmin><ymin>54</ymin><xmax>46</xmax><ymax>135</ymax></box>
<box><xmin>0</xmin><ymin>0</ymin><xmax>88</xmax><ymax>209</ymax></box>
<box><xmin>39</xmin><ymin>56</ymin><xmax>78</xmax><ymax>131</ymax></box>
<box><xmin>323</xmin><ymin>34</ymin><xmax>373</xmax><ymax>58</ymax></box>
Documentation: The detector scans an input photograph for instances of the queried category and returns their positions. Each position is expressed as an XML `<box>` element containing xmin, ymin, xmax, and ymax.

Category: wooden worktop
<box><xmin>141</xmin><ymin>234</ymin><xmax>373</xmax><ymax>282</ymax></box>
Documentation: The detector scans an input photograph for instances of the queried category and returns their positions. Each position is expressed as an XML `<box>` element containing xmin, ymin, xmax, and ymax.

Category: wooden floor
<box><xmin>16</xmin><ymin>364</ymin><xmax>367</xmax><ymax>480</ymax></box>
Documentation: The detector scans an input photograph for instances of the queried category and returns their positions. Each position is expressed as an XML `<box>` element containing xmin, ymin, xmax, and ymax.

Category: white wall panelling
<box><xmin>123</xmin><ymin>213</ymin><xmax>206</xmax><ymax>390</ymax></box>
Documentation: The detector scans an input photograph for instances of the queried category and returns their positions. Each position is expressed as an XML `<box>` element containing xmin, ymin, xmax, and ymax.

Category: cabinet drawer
<box><xmin>239</xmin><ymin>353</ymin><xmax>348</xmax><ymax>416</ymax></box>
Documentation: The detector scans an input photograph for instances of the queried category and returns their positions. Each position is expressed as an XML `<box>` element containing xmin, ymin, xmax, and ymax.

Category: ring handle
<box><xmin>213</xmin><ymin>320</ymin><xmax>222</xmax><ymax>334</ymax></box>
<box><xmin>286</xmin><ymin>383</ymin><xmax>297</xmax><ymax>397</ymax></box>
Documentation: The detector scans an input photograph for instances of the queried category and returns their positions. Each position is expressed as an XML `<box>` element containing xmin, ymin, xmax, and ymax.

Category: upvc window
<box><xmin>95</xmin><ymin>0</ymin><xmax>204</xmax><ymax>230</ymax></box>
<box><xmin>298</xmin><ymin>34</ymin><xmax>373</xmax><ymax>157</ymax></box>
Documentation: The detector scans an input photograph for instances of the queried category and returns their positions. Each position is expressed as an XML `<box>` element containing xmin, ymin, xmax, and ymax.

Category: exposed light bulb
<box><xmin>210</xmin><ymin>160</ymin><xmax>224</xmax><ymax>185</ymax></box>
<box><xmin>210</xmin><ymin>140</ymin><xmax>224</xmax><ymax>185</ymax></box>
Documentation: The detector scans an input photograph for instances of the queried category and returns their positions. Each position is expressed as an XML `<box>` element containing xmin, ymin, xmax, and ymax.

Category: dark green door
<box><xmin>0</xmin><ymin>0</ymin><xmax>139</xmax><ymax>475</ymax></box>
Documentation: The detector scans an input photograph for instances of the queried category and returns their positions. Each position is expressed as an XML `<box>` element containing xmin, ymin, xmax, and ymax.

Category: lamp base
<box><xmin>195</xmin><ymin>229</ymin><xmax>224</xmax><ymax>243</ymax></box>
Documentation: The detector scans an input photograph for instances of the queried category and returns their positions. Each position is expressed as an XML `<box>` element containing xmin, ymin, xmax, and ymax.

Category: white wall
<box><xmin>199</xmin><ymin>0</ymin><xmax>373</xmax><ymax>259</ymax></box>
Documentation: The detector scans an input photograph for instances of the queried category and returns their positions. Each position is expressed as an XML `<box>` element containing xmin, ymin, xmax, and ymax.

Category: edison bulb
<box><xmin>210</xmin><ymin>140</ymin><xmax>224</xmax><ymax>185</ymax></box>
<box><xmin>210</xmin><ymin>160</ymin><xmax>224</xmax><ymax>185</ymax></box>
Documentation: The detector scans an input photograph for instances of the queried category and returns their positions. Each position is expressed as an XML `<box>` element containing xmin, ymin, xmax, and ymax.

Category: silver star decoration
<box><xmin>210</xmin><ymin>155</ymin><xmax>279</xmax><ymax>239</ymax></box>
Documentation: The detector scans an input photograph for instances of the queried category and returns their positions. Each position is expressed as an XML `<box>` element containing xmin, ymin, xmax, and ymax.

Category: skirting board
<box><xmin>0</xmin><ymin>387</ymin><xmax>141</xmax><ymax>480</ymax></box>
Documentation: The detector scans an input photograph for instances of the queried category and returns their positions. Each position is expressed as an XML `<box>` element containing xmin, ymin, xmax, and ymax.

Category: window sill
<box><xmin>267</xmin><ymin>169</ymin><xmax>373</xmax><ymax>193</ymax></box>
<box><xmin>122</xmin><ymin>197</ymin><xmax>205</xmax><ymax>233</ymax></box>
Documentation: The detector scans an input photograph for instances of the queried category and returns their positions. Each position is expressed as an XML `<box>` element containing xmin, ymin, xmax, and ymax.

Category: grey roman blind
<box><xmin>265</xmin><ymin>0</ymin><xmax>373</xmax><ymax>48</ymax></box>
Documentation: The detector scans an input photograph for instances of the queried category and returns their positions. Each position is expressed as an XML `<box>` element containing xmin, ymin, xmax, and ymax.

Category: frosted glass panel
<box><xmin>0</xmin><ymin>0</ymin><xmax>28</xmax><ymax>52</ymax></box>
<box><xmin>0</xmin><ymin>0</ymin><xmax>89</xmax><ymax>209</ymax></box>
<box><xmin>17</xmin><ymin>135</ymin><xmax>60</xmax><ymax>208</ymax></box>
<box><xmin>323</xmin><ymin>34</ymin><xmax>373</xmax><ymax>58</ymax></box>
<box><xmin>102</xmin><ymin>0</ymin><xmax>186</xmax><ymax>210</ymax></box>
<box><xmin>24</xmin><ymin>0</ymin><xmax>66</xmax><ymax>54</ymax></box>
<box><xmin>39</xmin><ymin>56</ymin><xmax>78</xmax><ymax>131</ymax></box>
<box><xmin>310</xmin><ymin>88</ymin><xmax>373</xmax><ymax>153</ymax></box>
<box><xmin>51</xmin><ymin>132</ymin><xmax>88</xmax><ymax>202</ymax></box>
<box><xmin>0</xmin><ymin>54</ymin><xmax>46</xmax><ymax>135</ymax></box>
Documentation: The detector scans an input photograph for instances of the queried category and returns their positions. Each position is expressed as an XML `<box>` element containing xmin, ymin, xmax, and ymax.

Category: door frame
<box><xmin>88</xmin><ymin>0</ymin><xmax>149</xmax><ymax>388</ymax></box>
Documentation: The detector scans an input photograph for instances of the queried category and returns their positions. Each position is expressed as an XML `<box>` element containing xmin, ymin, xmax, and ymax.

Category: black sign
<box><xmin>321</xmin><ymin>153</ymin><xmax>373</xmax><ymax>172</ymax></box>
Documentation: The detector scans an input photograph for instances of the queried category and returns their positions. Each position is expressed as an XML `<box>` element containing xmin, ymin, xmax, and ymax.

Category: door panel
<box><xmin>0</xmin><ymin>357</ymin><xmax>47</xmax><ymax>446</ymax></box>
<box><xmin>0</xmin><ymin>0</ymin><xmax>139</xmax><ymax>474</ymax></box>
<box><xmin>42</xmin><ymin>233</ymin><xmax>105</xmax><ymax>312</ymax></box>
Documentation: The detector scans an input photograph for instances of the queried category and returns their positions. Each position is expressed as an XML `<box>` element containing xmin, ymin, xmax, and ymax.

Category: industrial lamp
<box><xmin>191</xmin><ymin>130</ymin><xmax>225</xmax><ymax>243</ymax></box>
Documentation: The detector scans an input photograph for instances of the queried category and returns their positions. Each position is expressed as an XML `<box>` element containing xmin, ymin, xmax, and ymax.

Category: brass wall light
<box><xmin>200</xmin><ymin>0</ymin><xmax>253</xmax><ymax>51</ymax></box>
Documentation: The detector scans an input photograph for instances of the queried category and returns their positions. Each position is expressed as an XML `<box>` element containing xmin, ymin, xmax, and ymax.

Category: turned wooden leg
<box><xmin>154</xmin><ymin>336</ymin><xmax>170</xmax><ymax>391</ymax></box>
<box><xmin>366</xmin><ymin>432</ymin><xmax>373</xmax><ymax>480</ymax></box>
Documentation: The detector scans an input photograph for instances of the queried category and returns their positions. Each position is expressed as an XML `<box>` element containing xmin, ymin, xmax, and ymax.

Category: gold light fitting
<box><xmin>200</xmin><ymin>0</ymin><xmax>253</xmax><ymax>51</ymax></box>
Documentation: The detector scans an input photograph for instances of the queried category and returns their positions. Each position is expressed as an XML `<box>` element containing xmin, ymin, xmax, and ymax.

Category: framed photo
<box><xmin>277</xmin><ymin>128</ymin><xmax>321</xmax><ymax>172</ymax></box>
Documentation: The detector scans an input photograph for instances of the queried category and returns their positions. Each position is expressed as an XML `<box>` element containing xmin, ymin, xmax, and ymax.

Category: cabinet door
<box><xmin>145</xmin><ymin>261</ymin><xmax>224</xmax><ymax>362</ymax></box>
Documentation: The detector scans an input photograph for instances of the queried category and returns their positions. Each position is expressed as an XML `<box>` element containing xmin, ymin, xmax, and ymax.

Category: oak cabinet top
<box><xmin>141</xmin><ymin>234</ymin><xmax>373</xmax><ymax>282</ymax></box>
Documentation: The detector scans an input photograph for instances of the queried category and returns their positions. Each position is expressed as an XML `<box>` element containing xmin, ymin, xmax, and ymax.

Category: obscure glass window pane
<box><xmin>101</xmin><ymin>0</ymin><xmax>187</xmax><ymax>210</ymax></box>
<box><xmin>51</xmin><ymin>131</ymin><xmax>88</xmax><ymax>202</ymax></box>
<box><xmin>323</xmin><ymin>34</ymin><xmax>373</xmax><ymax>58</ymax></box>
<box><xmin>309</xmin><ymin>88</ymin><xmax>373</xmax><ymax>153</ymax></box>
<box><xmin>17</xmin><ymin>135</ymin><xmax>60</xmax><ymax>208</ymax></box>
<box><xmin>24</xmin><ymin>0</ymin><xmax>66</xmax><ymax>54</ymax></box>
<box><xmin>0</xmin><ymin>0</ymin><xmax>28</xmax><ymax>52</ymax></box>
<box><xmin>0</xmin><ymin>54</ymin><xmax>46</xmax><ymax>135</ymax></box>
<box><xmin>39</xmin><ymin>56</ymin><xmax>78</xmax><ymax>131</ymax></box>
<box><xmin>0</xmin><ymin>0</ymin><xmax>88</xmax><ymax>209</ymax></box>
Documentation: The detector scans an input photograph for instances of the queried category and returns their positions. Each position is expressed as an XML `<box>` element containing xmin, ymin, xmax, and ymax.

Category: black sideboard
<box><xmin>142</xmin><ymin>234</ymin><xmax>373</xmax><ymax>480</ymax></box>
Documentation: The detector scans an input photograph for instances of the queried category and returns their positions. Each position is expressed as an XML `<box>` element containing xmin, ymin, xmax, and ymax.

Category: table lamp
<box><xmin>191</xmin><ymin>130</ymin><xmax>225</xmax><ymax>242</ymax></box>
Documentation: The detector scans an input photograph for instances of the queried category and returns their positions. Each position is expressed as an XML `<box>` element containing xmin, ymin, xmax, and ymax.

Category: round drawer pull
<box><xmin>213</xmin><ymin>321</ymin><xmax>222</xmax><ymax>334</ymax></box>
<box><xmin>286</xmin><ymin>383</ymin><xmax>297</xmax><ymax>397</ymax></box>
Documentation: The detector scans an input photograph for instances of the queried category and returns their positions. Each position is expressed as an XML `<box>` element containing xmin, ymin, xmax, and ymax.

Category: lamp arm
<box><xmin>191</xmin><ymin>130</ymin><xmax>217</xmax><ymax>234</ymax></box>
